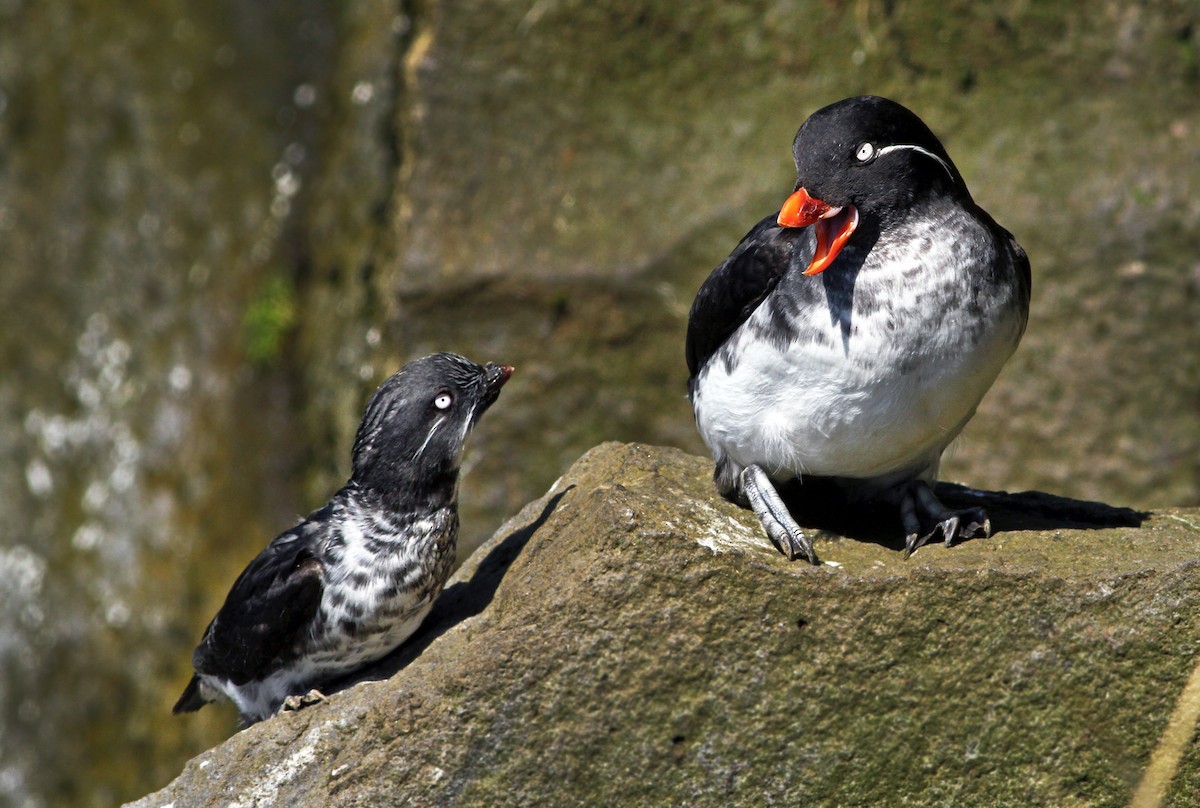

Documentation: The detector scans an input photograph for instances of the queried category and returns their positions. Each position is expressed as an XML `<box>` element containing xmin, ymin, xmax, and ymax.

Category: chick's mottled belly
<box><xmin>309</xmin><ymin>518</ymin><xmax>457</xmax><ymax>675</ymax></box>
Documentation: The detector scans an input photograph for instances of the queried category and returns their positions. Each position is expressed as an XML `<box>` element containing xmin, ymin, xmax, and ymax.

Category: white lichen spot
<box><xmin>231</xmin><ymin>725</ymin><xmax>324</xmax><ymax>807</ymax></box>
<box><xmin>168</xmin><ymin>364</ymin><xmax>192</xmax><ymax>393</ymax></box>
<box><xmin>293</xmin><ymin>83</ymin><xmax>317</xmax><ymax>108</ymax></box>
<box><xmin>83</xmin><ymin>480</ymin><xmax>108</xmax><ymax>511</ymax></box>
<box><xmin>351</xmin><ymin>81</ymin><xmax>374</xmax><ymax>105</ymax></box>
<box><xmin>0</xmin><ymin>545</ymin><xmax>45</xmax><ymax>600</ymax></box>
<box><xmin>272</xmin><ymin>165</ymin><xmax>301</xmax><ymax>198</ymax></box>
<box><xmin>106</xmin><ymin>601</ymin><xmax>131</xmax><ymax>627</ymax></box>
<box><xmin>1167</xmin><ymin>514</ymin><xmax>1200</xmax><ymax>531</ymax></box>
<box><xmin>24</xmin><ymin>459</ymin><xmax>52</xmax><ymax>496</ymax></box>
<box><xmin>692</xmin><ymin>503</ymin><xmax>766</xmax><ymax>555</ymax></box>
<box><xmin>72</xmin><ymin>523</ymin><xmax>104</xmax><ymax>551</ymax></box>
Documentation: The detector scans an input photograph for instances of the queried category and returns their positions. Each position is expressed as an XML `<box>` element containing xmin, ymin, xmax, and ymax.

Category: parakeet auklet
<box><xmin>173</xmin><ymin>353</ymin><xmax>513</xmax><ymax>723</ymax></box>
<box><xmin>686</xmin><ymin>95</ymin><xmax>1030</xmax><ymax>563</ymax></box>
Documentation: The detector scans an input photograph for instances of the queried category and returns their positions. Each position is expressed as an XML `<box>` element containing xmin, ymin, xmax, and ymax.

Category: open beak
<box><xmin>777</xmin><ymin>188</ymin><xmax>859</xmax><ymax>276</ymax></box>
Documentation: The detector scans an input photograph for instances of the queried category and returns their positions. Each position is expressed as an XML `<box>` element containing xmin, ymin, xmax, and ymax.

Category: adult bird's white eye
<box><xmin>434</xmin><ymin>392</ymin><xmax>453</xmax><ymax>410</ymax></box>
<box><xmin>856</xmin><ymin>142</ymin><xmax>876</xmax><ymax>162</ymax></box>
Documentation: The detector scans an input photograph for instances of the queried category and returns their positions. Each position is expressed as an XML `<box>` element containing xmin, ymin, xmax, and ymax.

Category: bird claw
<box><xmin>901</xmin><ymin>481</ymin><xmax>991</xmax><ymax>558</ymax></box>
<box><xmin>281</xmin><ymin>689</ymin><xmax>328</xmax><ymax>713</ymax></box>
<box><xmin>740</xmin><ymin>465</ymin><xmax>819</xmax><ymax>564</ymax></box>
<box><xmin>765</xmin><ymin>519</ymin><xmax>814</xmax><ymax>563</ymax></box>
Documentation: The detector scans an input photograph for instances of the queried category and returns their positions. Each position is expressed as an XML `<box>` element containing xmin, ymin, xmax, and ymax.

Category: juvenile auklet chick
<box><xmin>173</xmin><ymin>353</ymin><xmax>513</xmax><ymax>723</ymax></box>
<box><xmin>686</xmin><ymin>96</ymin><xmax>1030</xmax><ymax>563</ymax></box>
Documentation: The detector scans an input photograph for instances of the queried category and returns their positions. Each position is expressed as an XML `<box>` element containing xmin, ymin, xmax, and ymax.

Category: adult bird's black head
<box><xmin>350</xmin><ymin>353</ymin><xmax>513</xmax><ymax>500</ymax></box>
<box><xmin>777</xmin><ymin>95</ymin><xmax>970</xmax><ymax>276</ymax></box>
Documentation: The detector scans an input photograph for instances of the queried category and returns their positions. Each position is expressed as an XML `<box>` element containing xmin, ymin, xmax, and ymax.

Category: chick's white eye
<box><xmin>434</xmin><ymin>392</ymin><xmax>453</xmax><ymax>410</ymax></box>
<box><xmin>856</xmin><ymin>142</ymin><xmax>876</xmax><ymax>162</ymax></box>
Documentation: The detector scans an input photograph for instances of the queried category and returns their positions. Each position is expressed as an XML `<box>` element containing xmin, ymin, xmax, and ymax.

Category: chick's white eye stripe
<box><xmin>412</xmin><ymin>419</ymin><xmax>443</xmax><ymax>460</ymax></box>
<box><xmin>458</xmin><ymin>405</ymin><xmax>478</xmax><ymax>445</ymax></box>
<box><xmin>876</xmin><ymin>144</ymin><xmax>955</xmax><ymax>183</ymax></box>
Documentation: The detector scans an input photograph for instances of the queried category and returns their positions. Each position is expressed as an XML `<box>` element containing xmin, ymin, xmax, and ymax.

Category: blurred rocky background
<box><xmin>1</xmin><ymin>1</ymin><xmax>1197</xmax><ymax>805</ymax></box>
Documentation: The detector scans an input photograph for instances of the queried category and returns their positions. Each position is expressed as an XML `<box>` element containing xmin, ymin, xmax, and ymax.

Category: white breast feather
<box><xmin>694</xmin><ymin>215</ymin><xmax>1023</xmax><ymax>483</ymax></box>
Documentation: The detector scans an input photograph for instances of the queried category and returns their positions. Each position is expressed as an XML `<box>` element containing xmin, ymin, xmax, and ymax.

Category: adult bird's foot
<box><xmin>900</xmin><ymin>480</ymin><xmax>990</xmax><ymax>558</ymax></box>
<box><xmin>740</xmin><ymin>465</ymin><xmax>819</xmax><ymax>564</ymax></box>
<box><xmin>282</xmin><ymin>689</ymin><xmax>328</xmax><ymax>713</ymax></box>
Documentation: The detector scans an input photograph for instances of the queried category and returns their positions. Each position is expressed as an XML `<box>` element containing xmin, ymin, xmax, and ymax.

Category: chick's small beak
<box><xmin>777</xmin><ymin>188</ymin><xmax>860</xmax><ymax>276</ymax></box>
<box><xmin>477</xmin><ymin>363</ymin><xmax>514</xmax><ymax>412</ymax></box>
<box><xmin>487</xmin><ymin>364</ymin><xmax>514</xmax><ymax>390</ymax></box>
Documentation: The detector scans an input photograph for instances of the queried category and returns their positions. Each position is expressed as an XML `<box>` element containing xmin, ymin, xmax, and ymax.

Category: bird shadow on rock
<box><xmin>326</xmin><ymin>487</ymin><xmax>573</xmax><ymax>696</ymax></box>
<box><xmin>776</xmin><ymin>477</ymin><xmax>1149</xmax><ymax>554</ymax></box>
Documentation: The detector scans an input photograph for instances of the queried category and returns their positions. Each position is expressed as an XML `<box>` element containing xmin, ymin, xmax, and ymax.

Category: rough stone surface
<box><xmin>131</xmin><ymin>443</ymin><xmax>1200</xmax><ymax>807</ymax></box>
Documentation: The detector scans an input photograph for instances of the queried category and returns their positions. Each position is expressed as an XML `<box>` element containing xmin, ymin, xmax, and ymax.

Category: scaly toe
<box><xmin>947</xmin><ymin>508</ymin><xmax>990</xmax><ymax>546</ymax></box>
<box><xmin>741</xmin><ymin>465</ymin><xmax>819</xmax><ymax>564</ymax></box>
<box><xmin>282</xmin><ymin>689</ymin><xmax>327</xmax><ymax>712</ymax></box>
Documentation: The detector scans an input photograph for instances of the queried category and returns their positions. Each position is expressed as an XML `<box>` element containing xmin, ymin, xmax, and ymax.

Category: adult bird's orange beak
<box><xmin>777</xmin><ymin>188</ymin><xmax>860</xmax><ymax>275</ymax></box>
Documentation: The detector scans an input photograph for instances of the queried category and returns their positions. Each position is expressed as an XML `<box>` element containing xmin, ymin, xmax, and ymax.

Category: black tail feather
<box><xmin>172</xmin><ymin>674</ymin><xmax>208</xmax><ymax>715</ymax></box>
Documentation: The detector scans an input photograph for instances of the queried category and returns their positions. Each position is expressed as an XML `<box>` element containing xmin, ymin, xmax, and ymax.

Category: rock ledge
<box><xmin>131</xmin><ymin>443</ymin><xmax>1200</xmax><ymax>806</ymax></box>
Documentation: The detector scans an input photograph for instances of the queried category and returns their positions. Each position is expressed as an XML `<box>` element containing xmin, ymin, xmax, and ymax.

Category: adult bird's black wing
<box><xmin>190</xmin><ymin>511</ymin><xmax>331</xmax><ymax>686</ymax></box>
<box><xmin>1002</xmin><ymin>227</ymin><xmax>1032</xmax><ymax>310</ymax></box>
<box><xmin>685</xmin><ymin>214</ymin><xmax>812</xmax><ymax>390</ymax></box>
<box><xmin>970</xmin><ymin>203</ymin><xmax>1032</xmax><ymax>311</ymax></box>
